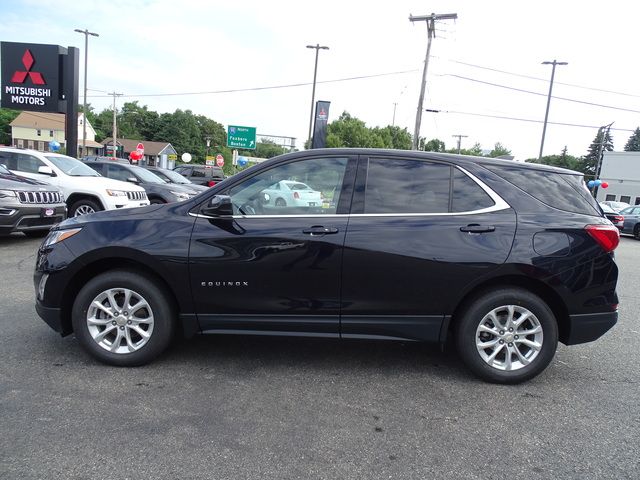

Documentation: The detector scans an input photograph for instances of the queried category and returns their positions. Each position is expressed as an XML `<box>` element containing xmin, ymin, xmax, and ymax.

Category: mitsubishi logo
<box><xmin>11</xmin><ymin>49</ymin><xmax>45</xmax><ymax>85</ymax></box>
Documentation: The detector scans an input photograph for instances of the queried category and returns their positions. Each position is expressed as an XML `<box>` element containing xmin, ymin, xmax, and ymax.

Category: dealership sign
<box><xmin>1</xmin><ymin>42</ymin><xmax>65</xmax><ymax>112</ymax></box>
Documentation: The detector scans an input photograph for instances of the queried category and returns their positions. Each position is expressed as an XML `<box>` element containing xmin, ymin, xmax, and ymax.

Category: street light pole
<box><xmin>306</xmin><ymin>44</ymin><xmax>329</xmax><ymax>148</ymax></box>
<box><xmin>538</xmin><ymin>59</ymin><xmax>567</xmax><ymax>160</ymax></box>
<box><xmin>74</xmin><ymin>28</ymin><xmax>99</xmax><ymax>157</ymax></box>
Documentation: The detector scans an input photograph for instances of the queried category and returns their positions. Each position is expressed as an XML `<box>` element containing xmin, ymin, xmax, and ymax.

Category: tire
<box><xmin>69</xmin><ymin>199</ymin><xmax>101</xmax><ymax>217</ymax></box>
<box><xmin>150</xmin><ymin>199</ymin><xmax>165</xmax><ymax>205</ymax></box>
<box><xmin>71</xmin><ymin>270</ymin><xmax>176</xmax><ymax>366</ymax></box>
<box><xmin>634</xmin><ymin>224</ymin><xmax>640</xmax><ymax>240</ymax></box>
<box><xmin>455</xmin><ymin>288</ymin><xmax>558</xmax><ymax>384</ymax></box>
<box><xmin>275</xmin><ymin>198</ymin><xmax>286</xmax><ymax>207</ymax></box>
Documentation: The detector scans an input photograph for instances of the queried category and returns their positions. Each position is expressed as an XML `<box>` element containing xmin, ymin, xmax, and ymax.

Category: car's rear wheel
<box><xmin>71</xmin><ymin>270</ymin><xmax>175</xmax><ymax>366</ymax></box>
<box><xmin>455</xmin><ymin>288</ymin><xmax>558</xmax><ymax>384</ymax></box>
<box><xmin>275</xmin><ymin>198</ymin><xmax>286</xmax><ymax>207</ymax></box>
<box><xmin>69</xmin><ymin>199</ymin><xmax>101</xmax><ymax>217</ymax></box>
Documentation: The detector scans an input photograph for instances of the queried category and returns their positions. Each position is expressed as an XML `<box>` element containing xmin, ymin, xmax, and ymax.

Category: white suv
<box><xmin>0</xmin><ymin>148</ymin><xmax>149</xmax><ymax>216</ymax></box>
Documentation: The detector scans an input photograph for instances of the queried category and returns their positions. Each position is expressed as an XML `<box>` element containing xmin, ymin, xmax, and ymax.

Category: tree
<box><xmin>0</xmin><ymin>108</ymin><xmax>19</xmax><ymax>145</ymax></box>
<box><xmin>527</xmin><ymin>146</ymin><xmax>582</xmax><ymax>170</ymax></box>
<box><xmin>488</xmin><ymin>142</ymin><xmax>511</xmax><ymax>158</ymax></box>
<box><xmin>421</xmin><ymin>138</ymin><xmax>446</xmax><ymax>152</ymax></box>
<box><xmin>624</xmin><ymin>127</ymin><xmax>640</xmax><ymax>151</ymax></box>
<box><xmin>583</xmin><ymin>128</ymin><xmax>614</xmax><ymax>177</ymax></box>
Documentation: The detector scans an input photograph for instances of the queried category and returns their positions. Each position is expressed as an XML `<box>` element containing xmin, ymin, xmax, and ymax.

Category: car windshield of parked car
<box><xmin>600</xmin><ymin>203</ymin><xmax>615</xmax><ymax>213</ymax></box>
<box><xmin>45</xmin><ymin>155</ymin><xmax>100</xmax><ymax>176</ymax></box>
<box><xmin>130</xmin><ymin>166</ymin><xmax>167</xmax><ymax>184</ymax></box>
<box><xmin>0</xmin><ymin>164</ymin><xmax>11</xmax><ymax>175</ymax></box>
<box><xmin>155</xmin><ymin>169</ymin><xmax>191</xmax><ymax>184</ymax></box>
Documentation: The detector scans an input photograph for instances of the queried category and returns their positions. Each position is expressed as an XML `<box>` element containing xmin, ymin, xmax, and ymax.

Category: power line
<box><xmin>87</xmin><ymin>69</ymin><xmax>419</xmax><ymax>99</ymax></box>
<box><xmin>439</xmin><ymin>57</ymin><xmax>640</xmax><ymax>99</ymax></box>
<box><xmin>441</xmin><ymin>74</ymin><xmax>640</xmax><ymax>115</ymax></box>
<box><xmin>438</xmin><ymin>109</ymin><xmax>635</xmax><ymax>132</ymax></box>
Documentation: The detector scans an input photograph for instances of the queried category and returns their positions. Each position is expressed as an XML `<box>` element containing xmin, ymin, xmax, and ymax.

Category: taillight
<box><xmin>614</xmin><ymin>215</ymin><xmax>624</xmax><ymax>223</ymax></box>
<box><xmin>585</xmin><ymin>224</ymin><xmax>620</xmax><ymax>252</ymax></box>
<box><xmin>294</xmin><ymin>192</ymin><xmax>300</xmax><ymax>199</ymax></box>
<box><xmin>208</xmin><ymin>180</ymin><xmax>216</xmax><ymax>187</ymax></box>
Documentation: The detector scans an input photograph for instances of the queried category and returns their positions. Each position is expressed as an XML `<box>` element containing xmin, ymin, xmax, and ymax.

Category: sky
<box><xmin>2</xmin><ymin>0</ymin><xmax>640</xmax><ymax>160</ymax></box>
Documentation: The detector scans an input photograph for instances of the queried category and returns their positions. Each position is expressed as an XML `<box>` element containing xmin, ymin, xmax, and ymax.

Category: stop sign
<box><xmin>216</xmin><ymin>154</ymin><xmax>224</xmax><ymax>167</ymax></box>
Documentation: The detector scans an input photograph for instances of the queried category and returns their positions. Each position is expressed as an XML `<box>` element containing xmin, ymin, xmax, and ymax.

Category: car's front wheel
<box><xmin>455</xmin><ymin>288</ymin><xmax>558</xmax><ymax>384</ymax></box>
<box><xmin>69</xmin><ymin>199</ymin><xmax>101</xmax><ymax>217</ymax></box>
<box><xmin>71</xmin><ymin>270</ymin><xmax>175</xmax><ymax>366</ymax></box>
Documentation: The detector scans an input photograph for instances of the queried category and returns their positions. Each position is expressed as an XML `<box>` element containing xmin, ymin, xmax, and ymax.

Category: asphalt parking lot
<box><xmin>1</xmin><ymin>234</ymin><xmax>639</xmax><ymax>480</ymax></box>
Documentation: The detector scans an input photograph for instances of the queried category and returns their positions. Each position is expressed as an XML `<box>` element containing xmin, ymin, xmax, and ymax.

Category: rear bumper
<box><xmin>564</xmin><ymin>311</ymin><xmax>618</xmax><ymax>345</ymax></box>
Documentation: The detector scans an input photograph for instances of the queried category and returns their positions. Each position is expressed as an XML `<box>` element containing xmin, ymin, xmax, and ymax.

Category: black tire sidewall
<box><xmin>456</xmin><ymin>288</ymin><xmax>558</xmax><ymax>384</ymax></box>
<box><xmin>70</xmin><ymin>199</ymin><xmax>100</xmax><ymax>217</ymax></box>
<box><xmin>71</xmin><ymin>270</ymin><xmax>175</xmax><ymax>366</ymax></box>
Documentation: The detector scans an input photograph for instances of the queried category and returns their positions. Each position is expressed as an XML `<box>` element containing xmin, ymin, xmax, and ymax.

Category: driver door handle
<box><xmin>460</xmin><ymin>224</ymin><xmax>496</xmax><ymax>233</ymax></box>
<box><xmin>303</xmin><ymin>226</ymin><xmax>339</xmax><ymax>235</ymax></box>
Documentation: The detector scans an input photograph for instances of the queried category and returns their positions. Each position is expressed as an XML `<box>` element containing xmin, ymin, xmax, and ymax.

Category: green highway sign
<box><xmin>227</xmin><ymin>125</ymin><xmax>257</xmax><ymax>149</ymax></box>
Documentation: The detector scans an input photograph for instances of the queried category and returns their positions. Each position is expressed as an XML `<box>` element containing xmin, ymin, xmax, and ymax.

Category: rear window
<box><xmin>485</xmin><ymin>165</ymin><xmax>599</xmax><ymax>215</ymax></box>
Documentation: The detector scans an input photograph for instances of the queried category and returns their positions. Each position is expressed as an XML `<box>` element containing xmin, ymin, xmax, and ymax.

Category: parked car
<box><xmin>0</xmin><ymin>147</ymin><xmax>149</xmax><ymax>217</ymax></box>
<box><xmin>599</xmin><ymin>203</ymin><xmax>624</xmax><ymax>230</ymax></box>
<box><xmin>82</xmin><ymin>155</ymin><xmax>131</xmax><ymax>165</ymax></box>
<box><xmin>173</xmin><ymin>164</ymin><xmax>225</xmax><ymax>187</ymax></box>
<box><xmin>600</xmin><ymin>200</ymin><xmax>630</xmax><ymax>213</ymax></box>
<box><xmin>84</xmin><ymin>161</ymin><xmax>198</xmax><ymax>204</ymax></box>
<box><xmin>619</xmin><ymin>205</ymin><xmax>640</xmax><ymax>239</ymax></box>
<box><xmin>0</xmin><ymin>163</ymin><xmax>66</xmax><ymax>236</ymax></box>
<box><xmin>261</xmin><ymin>180</ymin><xmax>322</xmax><ymax>207</ymax></box>
<box><xmin>141</xmin><ymin>166</ymin><xmax>208</xmax><ymax>194</ymax></box>
<box><xmin>34</xmin><ymin>149</ymin><xmax>619</xmax><ymax>384</ymax></box>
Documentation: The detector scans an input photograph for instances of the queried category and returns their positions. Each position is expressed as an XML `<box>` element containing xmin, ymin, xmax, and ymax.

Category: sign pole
<box><xmin>63</xmin><ymin>46</ymin><xmax>79</xmax><ymax>157</ymax></box>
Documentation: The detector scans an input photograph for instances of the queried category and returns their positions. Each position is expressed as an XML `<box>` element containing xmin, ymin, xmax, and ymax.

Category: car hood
<box><xmin>58</xmin><ymin>203</ymin><xmax>166</xmax><ymax>228</ymax></box>
<box><xmin>0</xmin><ymin>172</ymin><xmax>56</xmax><ymax>189</ymax></box>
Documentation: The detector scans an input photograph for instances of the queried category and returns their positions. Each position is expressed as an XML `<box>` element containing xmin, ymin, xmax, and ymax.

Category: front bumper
<box><xmin>564</xmin><ymin>311</ymin><xmax>618</xmax><ymax>345</ymax></box>
<box><xmin>35</xmin><ymin>299</ymin><xmax>66</xmax><ymax>335</ymax></box>
<box><xmin>0</xmin><ymin>204</ymin><xmax>66</xmax><ymax>233</ymax></box>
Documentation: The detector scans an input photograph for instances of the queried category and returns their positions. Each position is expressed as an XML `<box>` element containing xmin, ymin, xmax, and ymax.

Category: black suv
<box><xmin>84</xmin><ymin>161</ymin><xmax>197</xmax><ymax>203</ymax></box>
<box><xmin>34</xmin><ymin>149</ymin><xmax>619</xmax><ymax>383</ymax></box>
<box><xmin>174</xmin><ymin>164</ymin><xmax>225</xmax><ymax>187</ymax></box>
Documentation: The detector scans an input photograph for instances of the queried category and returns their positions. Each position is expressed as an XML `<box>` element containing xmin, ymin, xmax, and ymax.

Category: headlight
<box><xmin>0</xmin><ymin>189</ymin><xmax>16</xmax><ymax>198</ymax></box>
<box><xmin>106</xmin><ymin>189</ymin><xmax>127</xmax><ymax>197</ymax></box>
<box><xmin>170</xmin><ymin>190</ymin><xmax>191</xmax><ymax>200</ymax></box>
<box><xmin>43</xmin><ymin>228</ymin><xmax>82</xmax><ymax>247</ymax></box>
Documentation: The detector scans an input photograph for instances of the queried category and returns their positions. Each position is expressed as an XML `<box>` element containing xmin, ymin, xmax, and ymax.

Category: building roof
<box><xmin>10</xmin><ymin>111</ymin><xmax>71</xmax><ymax>130</ymax></box>
<box><xmin>102</xmin><ymin>138</ymin><xmax>176</xmax><ymax>156</ymax></box>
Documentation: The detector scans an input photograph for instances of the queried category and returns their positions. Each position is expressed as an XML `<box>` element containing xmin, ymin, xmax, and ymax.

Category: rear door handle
<box><xmin>460</xmin><ymin>224</ymin><xmax>496</xmax><ymax>233</ymax></box>
<box><xmin>303</xmin><ymin>226</ymin><xmax>339</xmax><ymax>235</ymax></box>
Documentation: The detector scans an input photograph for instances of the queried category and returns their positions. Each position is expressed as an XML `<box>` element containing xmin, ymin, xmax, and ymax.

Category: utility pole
<box><xmin>409</xmin><ymin>12</ymin><xmax>457</xmax><ymax>150</ymax></box>
<box><xmin>306</xmin><ymin>44</ymin><xmax>329</xmax><ymax>147</ymax></box>
<box><xmin>593</xmin><ymin>122</ymin><xmax>614</xmax><ymax>198</ymax></box>
<box><xmin>538</xmin><ymin>59</ymin><xmax>568</xmax><ymax>159</ymax></box>
<box><xmin>74</xmin><ymin>28</ymin><xmax>99</xmax><ymax>157</ymax></box>
<box><xmin>392</xmin><ymin>102</ymin><xmax>398</xmax><ymax>126</ymax></box>
<box><xmin>452</xmin><ymin>134</ymin><xmax>468</xmax><ymax>154</ymax></box>
<box><xmin>109</xmin><ymin>92</ymin><xmax>122</xmax><ymax>160</ymax></box>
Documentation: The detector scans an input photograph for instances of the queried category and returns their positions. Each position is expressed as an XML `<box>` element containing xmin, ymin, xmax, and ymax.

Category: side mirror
<box><xmin>262</xmin><ymin>192</ymin><xmax>270</xmax><ymax>204</ymax></box>
<box><xmin>201</xmin><ymin>195</ymin><xmax>233</xmax><ymax>217</ymax></box>
<box><xmin>38</xmin><ymin>166</ymin><xmax>55</xmax><ymax>176</ymax></box>
<box><xmin>127</xmin><ymin>177</ymin><xmax>139</xmax><ymax>184</ymax></box>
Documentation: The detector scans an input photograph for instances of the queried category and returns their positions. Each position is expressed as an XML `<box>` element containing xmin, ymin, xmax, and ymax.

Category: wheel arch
<box><xmin>66</xmin><ymin>193</ymin><xmax>105</xmax><ymax>210</ymax></box>
<box><xmin>447</xmin><ymin>275</ymin><xmax>570</xmax><ymax>344</ymax></box>
<box><xmin>58</xmin><ymin>257</ymin><xmax>189</xmax><ymax>338</ymax></box>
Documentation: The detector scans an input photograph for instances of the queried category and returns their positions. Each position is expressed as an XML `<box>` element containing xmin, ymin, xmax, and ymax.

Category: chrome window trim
<box><xmin>190</xmin><ymin>164</ymin><xmax>511</xmax><ymax>220</ymax></box>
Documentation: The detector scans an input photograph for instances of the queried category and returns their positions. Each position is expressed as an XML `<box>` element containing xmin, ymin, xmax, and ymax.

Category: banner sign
<box><xmin>1</xmin><ymin>42</ymin><xmax>62</xmax><ymax>112</ymax></box>
<box><xmin>311</xmin><ymin>100</ymin><xmax>330</xmax><ymax>149</ymax></box>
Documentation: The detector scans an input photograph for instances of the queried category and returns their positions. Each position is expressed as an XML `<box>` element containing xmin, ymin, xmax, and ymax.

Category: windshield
<box><xmin>130</xmin><ymin>166</ymin><xmax>167</xmax><ymax>184</ymax></box>
<box><xmin>0</xmin><ymin>164</ymin><xmax>10</xmax><ymax>175</ymax></box>
<box><xmin>154</xmin><ymin>168</ymin><xmax>190</xmax><ymax>184</ymax></box>
<box><xmin>45</xmin><ymin>155</ymin><xmax>100</xmax><ymax>176</ymax></box>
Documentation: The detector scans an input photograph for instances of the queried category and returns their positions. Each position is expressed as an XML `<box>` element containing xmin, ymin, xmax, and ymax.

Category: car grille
<box><xmin>126</xmin><ymin>191</ymin><xmax>148</xmax><ymax>201</ymax></box>
<box><xmin>17</xmin><ymin>191</ymin><xmax>63</xmax><ymax>204</ymax></box>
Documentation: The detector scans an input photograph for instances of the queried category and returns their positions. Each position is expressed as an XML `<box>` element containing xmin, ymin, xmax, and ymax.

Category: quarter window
<box><xmin>452</xmin><ymin>168</ymin><xmax>494</xmax><ymax>212</ymax></box>
<box><xmin>227</xmin><ymin>157</ymin><xmax>348</xmax><ymax>215</ymax></box>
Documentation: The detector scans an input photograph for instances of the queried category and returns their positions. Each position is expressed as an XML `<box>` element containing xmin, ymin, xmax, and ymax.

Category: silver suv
<box><xmin>0</xmin><ymin>164</ymin><xmax>66</xmax><ymax>237</ymax></box>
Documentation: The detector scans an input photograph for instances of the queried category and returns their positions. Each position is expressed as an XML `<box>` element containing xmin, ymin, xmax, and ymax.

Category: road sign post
<box><xmin>227</xmin><ymin>125</ymin><xmax>256</xmax><ymax>149</ymax></box>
